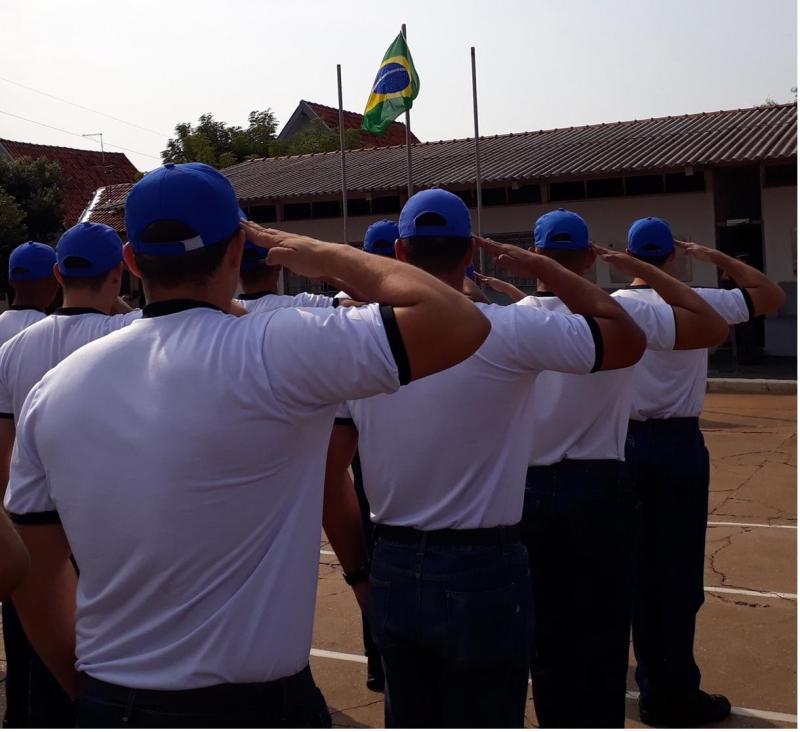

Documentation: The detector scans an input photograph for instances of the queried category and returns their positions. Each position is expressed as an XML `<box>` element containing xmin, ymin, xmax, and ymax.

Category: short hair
<box><xmin>630</xmin><ymin>252</ymin><xmax>671</xmax><ymax>268</ymax></box>
<box><xmin>133</xmin><ymin>221</ymin><xmax>234</xmax><ymax>289</ymax></box>
<box><xmin>59</xmin><ymin>256</ymin><xmax>114</xmax><ymax>293</ymax></box>
<box><xmin>534</xmin><ymin>247</ymin><xmax>591</xmax><ymax>273</ymax></box>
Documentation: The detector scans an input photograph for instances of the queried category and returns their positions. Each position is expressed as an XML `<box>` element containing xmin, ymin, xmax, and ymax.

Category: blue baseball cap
<box><xmin>399</xmin><ymin>189</ymin><xmax>472</xmax><ymax>239</ymax></box>
<box><xmin>627</xmin><ymin>217</ymin><xmax>675</xmax><ymax>258</ymax></box>
<box><xmin>56</xmin><ymin>222</ymin><xmax>123</xmax><ymax>278</ymax></box>
<box><xmin>239</xmin><ymin>208</ymin><xmax>268</xmax><ymax>271</ymax></box>
<box><xmin>364</xmin><ymin>220</ymin><xmax>399</xmax><ymax>256</ymax></box>
<box><xmin>125</xmin><ymin>162</ymin><xmax>241</xmax><ymax>256</ymax></box>
<box><xmin>534</xmin><ymin>209</ymin><xmax>589</xmax><ymax>250</ymax></box>
<box><xmin>8</xmin><ymin>242</ymin><xmax>57</xmax><ymax>282</ymax></box>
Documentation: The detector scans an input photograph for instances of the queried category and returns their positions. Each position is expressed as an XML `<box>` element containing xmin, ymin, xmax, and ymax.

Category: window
<box><xmin>764</xmin><ymin>163</ymin><xmax>797</xmax><ymax>188</ymax></box>
<box><xmin>482</xmin><ymin>187</ymin><xmax>508</xmax><ymax>206</ymax></box>
<box><xmin>625</xmin><ymin>175</ymin><xmax>664</xmax><ymax>196</ymax></box>
<box><xmin>508</xmin><ymin>184</ymin><xmax>541</xmax><ymax>204</ymax></box>
<box><xmin>347</xmin><ymin>198</ymin><xmax>371</xmax><ymax>216</ymax></box>
<box><xmin>549</xmin><ymin>180</ymin><xmax>586</xmax><ymax>201</ymax></box>
<box><xmin>586</xmin><ymin>177</ymin><xmax>624</xmax><ymax>199</ymax></box>
<box><xmin>246</xmin><ymin>204</ymin><xmax>277</xmax><ymax>223</ymax></box>
<box><xmin>311</xmin><ymin>200</ymin><xmax>342</xmax><ymax>219</ymax></box>
<box><xmin>282</xmin><ymin>202</ymin><xmax>312</xmax><ymax>221</ymax></box>
<box><xmin>372</xmin><ymin>195</ymin><xmax>402</xmax><ymax>214</ymax></box>
<box><xmin>665</xmin><ymin>172</ymin><xmax>705</xmax><ymax>193</ymax></box>
<box><xmin>451</xmin><ymin>189</ymin><xmax>476</xmax><ymax>208</ymax></box>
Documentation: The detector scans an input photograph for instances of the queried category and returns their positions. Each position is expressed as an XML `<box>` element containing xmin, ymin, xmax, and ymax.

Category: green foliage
<box><xmin>162</xmin><ymin>110</ymin><xmax>279</xmax><ymax>168</ymax></box>
<box><xmin>0</xmin><ymin>156</ymin><xmax>64</xmax><ymax>291</ymax></box>
<box><xmin>162</xmin><ymin>111</ymin><xmax>364</xmax><ymax>169</ymax></box>
<box><xmin>271</xmin><ymin>119</ymin><xmax>363</xmax><ymax>157</ymax></box>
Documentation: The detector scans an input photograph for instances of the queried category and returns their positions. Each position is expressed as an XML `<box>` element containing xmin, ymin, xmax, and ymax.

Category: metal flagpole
<box><xmin>337</xmin><ymin>64</ymin><xmax>349</xmax><ymax>245</ymax></box>
<box><xmin>401</xmin><ymin>23</ymin><xmax>413</xmax><ymax>198</ymax></box>
<box><xmin>471</xmin><ymin>47</ymin><xmax>486</xmax><ymax>274</ymax></box>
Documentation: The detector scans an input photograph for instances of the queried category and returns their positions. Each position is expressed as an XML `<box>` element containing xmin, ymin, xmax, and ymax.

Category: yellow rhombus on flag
<box><xmin>362</xmin><ymin>33</ymin><xmax>420</xmax><ymax>136</ymax></box>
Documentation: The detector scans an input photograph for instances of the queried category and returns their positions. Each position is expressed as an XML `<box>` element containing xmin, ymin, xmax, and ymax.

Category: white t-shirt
<box><xmin>613</xmin><ymin>286</ymin><xmax>753</xmax><ymax>420</ymax></box>
<box><xmin>525</xmin><ymin>294</ymin><xmax>676</xmax><ymax>465</ymax></box>
<box><xmin>235</xmin><ymin>291</ymin><xmax>336</xmax><ymax>313</ymax></box>
<box><xmin>337</xmin><ymin>298</ymin><xmax>599</xmax><ymax>530</ymax></box>
<box><xmin>0</xmin><ymin>308</ymin><xmax>141</xmax><ymax>420</ymax></box>
<box><xmin>0</xmin><ymin>308</ymin><xmax>47</xmax><ymax>346</ymax></box>
<box><xmin>5</xmin><ymin>300</ymin><xmax>403</xmax><ymax>690</ymax></box>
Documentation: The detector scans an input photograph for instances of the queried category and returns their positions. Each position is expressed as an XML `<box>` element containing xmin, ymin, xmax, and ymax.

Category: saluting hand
<box><xmin>592</xmin><ymin>245</ymin><xmax>652</xmax><ymax>277</ymax></box>
<box><xmin>241</xmin><ymin>221</ymin><xmax>335</xmax><ymax>280</ymax></box>
<box><xmin>473</xmin><ymin>272</ymin><xmax>526</xmax><ymax>302</ymax></box>
<box><xmin>675</xmin><ymin>239</ymin><xmax>720</xmax><ymax>264</ymax></box>
<box><xmin>473</xmin><ymin>236</ymin><xmax>548</xmax><ymax>277</ymax></box>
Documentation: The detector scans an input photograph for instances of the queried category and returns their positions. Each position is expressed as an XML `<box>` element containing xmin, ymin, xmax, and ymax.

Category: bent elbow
<box><xmin>0</xmin><ymin>548</ymin><xmax>30</xmax><ymax>601</ymax></box>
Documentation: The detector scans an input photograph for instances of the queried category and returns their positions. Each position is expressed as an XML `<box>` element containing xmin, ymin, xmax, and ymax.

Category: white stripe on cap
<box><xmin>180</xmin><ymin>236</ymin><xmax>205</xmax><ymax>252</ymax></box>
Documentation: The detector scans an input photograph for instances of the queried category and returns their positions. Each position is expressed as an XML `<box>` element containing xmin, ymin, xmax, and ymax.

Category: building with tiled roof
<box><xmin>278</xmin><ymin>100</ymin><xmax>419</xmax><ymax>149</ymax></box>
<box><xmin>83</xmin><ymin>103</ymin><xmax>796</xmax><ymax>360</ymax></box>
<box><xmin>0</xmin><ymin>139</ymin><xmax>139</xmax><ymax>228</ymax></box>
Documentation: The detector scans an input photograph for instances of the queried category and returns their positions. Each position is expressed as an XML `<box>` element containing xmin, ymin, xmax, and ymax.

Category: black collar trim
<box><xmin>237</xmin><ymin>290</ymin><xmax>276</xmax><ymax>301</ymax></box>
<box><xmin>55</xmin><ymin>307</ymin><xmax>104</xmax><ymax>316</ymax></box>
<box><xmin>621</xmin><ymin>285</ymin><xmax>653</xmax><ymax>290</ymax></box>
<box><xmin>535</xmin><ymin>291</ymin><xmax>557</xmax><ymax>297</ymax></box>
<box><xmin>9</xmin><ymin>305</ymin><xmax>45</xmax><ymax>313</ymax></box>
<box><xmin>142</xmin><ymin>299</ymin><xmax>224</xmax><ymax>319</ymax></box>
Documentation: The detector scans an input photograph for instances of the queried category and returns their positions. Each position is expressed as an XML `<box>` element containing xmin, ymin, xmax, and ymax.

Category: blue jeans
<box><xmin>75</xmin><ymin>666</ymin><xmax>331</xmax><ymax>728</ymax></box>
<box><xmin>367</xmin><ymin>527</ymin><xmax>533</xmax><ymax>728</ymax></box>
<box><xmin>522</xmin><ymin>460</ymin><xmax>637</xmax><ymax>728</ymax></box>
<box><xmin>626</xmin><ymin>418</ymin><xmax>709</xmax><ymax>703</ymax></box>
<box><xmin>2</xmin><ymin>598</ymin><xmax>75</xmax><ymax>728</ymax></box>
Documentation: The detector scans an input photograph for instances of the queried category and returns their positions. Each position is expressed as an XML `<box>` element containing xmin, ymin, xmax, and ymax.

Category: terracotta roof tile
<box><xmin>0</xmin><ymin>139</ymin><xmax>139</xmax><ymax>227</ymax></box>
<box><xmin>305</xmin><ymin>101</ymin><xmax>419</xmax><ymax>148</ymax></box>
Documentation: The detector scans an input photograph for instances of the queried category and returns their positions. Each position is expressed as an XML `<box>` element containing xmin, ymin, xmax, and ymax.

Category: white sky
<box><xmin>0</xmin><ymin>0</ymin><xmax>796</xmax><ymax>171</ymax></box>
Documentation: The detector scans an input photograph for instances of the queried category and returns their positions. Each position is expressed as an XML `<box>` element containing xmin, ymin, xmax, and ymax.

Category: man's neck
<box><xmin>435</xmin><ymin>269</ymin><xmax>467</xmax><ymax>293</ymax></box>
<box><xmin>630</xmin><ymin>276</ymin><xmax>649</xmax><ymax>287</ymax></box>
<box><xmin>62</xmin><ymin>291</ymin><xmax>114</xmax><ymax>315</ymax></box>
<box><xmin>143</xmin><ymin>284</ymin><xmax>233</xmax><ymax>312</ymax></box>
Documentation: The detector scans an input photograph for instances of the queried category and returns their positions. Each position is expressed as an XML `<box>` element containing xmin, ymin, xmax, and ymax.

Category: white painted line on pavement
<box><xmin>705</xmin><ymin>585</ymin><xmax>797</xmax><ymax>601</ymax></box>
<box><xmin>310</xmin><ymin>646</ymin><xmax>797</xmax><ymax>725</ymax></box>
<box><xmin>708</xmin><ymin>520</ymin><xmax>797</xmax><ymax>530</ymax></box>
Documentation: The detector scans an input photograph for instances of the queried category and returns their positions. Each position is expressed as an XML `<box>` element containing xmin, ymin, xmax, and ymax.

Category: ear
<box><xmin>123</xmin><ymin>244</ymin><xmax>142</xmax><ymax>278</ymax></box>
<box><xmin>464</xmin><ymin>237</ymin><xmax>476</xmax><ymax>267</ymax></box>
<box><xmin>668</xmin><ymin>250</ymin><xmax>676</xmax><ymax>263</ymax></box>
<box><xmin>394</xmin><ymin>239</ymin><xmax>409</xmax><ymax>263</ymax></box>
<box><xmin>226</xmin><ymin>230</ymin><xmax>245</xmax><ymax>270</ymax></box>
<box><xmin>584</xmin><ymin>248</ymin><xmax>597</xmax><ymax>271</ymax></box>
<box><xmin>52</xmin><ymin>263</ymin><xmax>65</xmax><ymax>288</ymax></box>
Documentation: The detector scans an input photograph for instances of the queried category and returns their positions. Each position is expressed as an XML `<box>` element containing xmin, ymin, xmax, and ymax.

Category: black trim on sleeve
<box><xmin>334</xmin><ymin>417</ymin><xmax>355</xmax><ymax>426</ymax></box>
<box><xmin>10</xmin><ymin>510</ymin><xmax>61</xmax><ymax>526</ymax></box>
<box><xmin>331</xmin><ymin>298</ymin><xmax>340</xmax><ymax>308</ymax></box>
<box><xmin>378</xmin><ymin>305</ymin><xmax>411</xmax><ymax>386</ymax></box>
<box><xmin>620</xmin><ymin>284</ymin><xmax>653</xmax><ymax>290</ymax></box>
<box><xmin>582</xmin><ymin>315</ymin><xmax>604</xmax><ymax>373</ymax></box>
<box><xmin>670</xmin><ymin>305</ymin><xmax>679</xmax><ymax>348</ymax></box>
<box><xmin>739</xmin><ymin>288</ymin><xmax>756</xmax><ymax>320</ymax></box>
<box><xmin>0</xmin><ymin>412</ymin><xmax>14</xmax><ymax>420</ymax></box>
<box><xmin>535</xmin><ymin>291</ymin><xmax>557</xmax><ymax>297</ymax></box>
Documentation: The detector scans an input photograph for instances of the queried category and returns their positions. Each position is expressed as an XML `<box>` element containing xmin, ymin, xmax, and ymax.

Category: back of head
<box><xmin>627</xmin><ymin>217</ymin><xmax>675</xmax><ymax>268</ymax></box>
<box><xmin>398</xmin><ymin>189</ymin><xmax>472</xmax><ymax>276</ymax></box>
<box><xmin>363</xmin><ymin>220</ymin><xmax>399</xmax><ymax>258</ymax></box>
<box><xmin>533</xmin><ymin>208</ymin><xmax>592</xmax><ymax>274</ymax></box>
<box><xmin>125</xmin><ymin>162</ymin><xmax>242</xmax><ymax>292</ymax></box>
<box><xmin>56</xmin><ymin>222</ymin><xmax>124</xmax><ymax>294</ymax></box>
<box><xmin>8</xmin><ymin>241</ymin><xmax>59</xmax><ymax>308</ymax></box>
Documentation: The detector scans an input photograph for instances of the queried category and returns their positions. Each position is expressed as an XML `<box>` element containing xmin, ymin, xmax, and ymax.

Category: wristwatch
<box><xmin>343</xmin><ymin>563</ymin><xmax>370</xmax><ymax>586</ymax></box>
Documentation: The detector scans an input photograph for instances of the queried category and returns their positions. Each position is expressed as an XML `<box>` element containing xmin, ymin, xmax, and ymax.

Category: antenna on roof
<box><xmin>82</xmin><ymin>132</ymin><xmax>109</xmax><ymax>191</ymax></box>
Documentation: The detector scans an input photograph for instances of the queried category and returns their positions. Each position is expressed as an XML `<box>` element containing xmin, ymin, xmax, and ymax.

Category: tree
<box><xmin>270</xmin><ymin>119</ymin><xmax>363</xmax><ymax>157</ymax></box>
<box><xmin>0</xmin><ymin>156</ymin><xmax>64</xmax><ymax>291</ymax></box>
<box><xmin>162</xmin><ymin>110</ymin><xmax>279</xmax><ymax>168</ymax></box>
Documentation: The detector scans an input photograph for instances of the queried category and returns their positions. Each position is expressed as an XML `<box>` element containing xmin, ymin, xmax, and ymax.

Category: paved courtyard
<box><xmin>0</xmin><ymin>393</ymin><xmax>795</xmax><ymax>727</ymax></box>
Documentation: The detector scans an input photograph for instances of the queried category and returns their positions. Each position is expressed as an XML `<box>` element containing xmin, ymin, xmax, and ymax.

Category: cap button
<box><xmin>164</xmin><ymin>162</ymin><xmax>175</xmax><ymax>169</ymax></box>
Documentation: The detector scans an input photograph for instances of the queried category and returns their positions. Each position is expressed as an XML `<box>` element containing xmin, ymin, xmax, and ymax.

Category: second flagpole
<box><xmin>471</xmin><ymin>46</ymin><xmax>485</xmax><ymax>274</ymax></box>
<box><xmin>337</xmin><ymin>63</ymin><xmax>349</xmax><ymax>245</ymax></box>
<box><xmin>401</xmin><ymin>23</ymin><xmax>413</xmax><ymax>199</ymax></box>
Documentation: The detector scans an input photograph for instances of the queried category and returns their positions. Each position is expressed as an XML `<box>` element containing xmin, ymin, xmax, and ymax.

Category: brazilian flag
<box><xmin>362</xmin><ymin>33</ymin><xmax>420</xmax><ymax>135</ymax></box>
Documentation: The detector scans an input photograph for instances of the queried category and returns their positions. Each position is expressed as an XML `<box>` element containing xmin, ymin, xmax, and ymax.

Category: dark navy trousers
<box><xmin>367</xmin><ymin>528</ymin><xmax>533</xmax><ymax>728</ymax></box>
<box><xmin>521</xmin><ymin>459</ymin><xmax>638</xmax><ymax>728</ymax></box>
<box><xmin>625</xmin><ymin>417</ymin><xmax>709</xmax><ymax>704</ymax></box>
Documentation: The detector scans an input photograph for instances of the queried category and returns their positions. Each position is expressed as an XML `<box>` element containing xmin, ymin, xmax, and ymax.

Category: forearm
<box><xmin>707</xmin><ymin>249</ymin><xmax>786</xmax><ymax>314</ymax></box>
<box><xmin>14</xmin><ymin>562</ymin><xmax>78</xmax><ymax>697</ymax></box>
<box><xmin>323</xmin><ymin>471</ymin><xmax>369</xmax><ymax>573</ymax></box>
<box><xmin>538</xmin><ymin>258</ymin><xmax>626</xmax><ymax>321</ymax></box>
<box><xmin>0</xmin><ymin>511</ymin><xmax>28</xmax><ymax>599</ymax></box>
<box><xmin>638</xmin><ymin>262</ymin><xmax>716</xmax><ymax>314</ymax></box>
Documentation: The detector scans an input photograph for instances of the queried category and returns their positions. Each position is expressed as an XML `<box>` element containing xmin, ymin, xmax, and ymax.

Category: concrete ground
<box><xmin>0</xmin><ymin>393</ymin><xmax>795</xmax><ymax>727</ymax></box>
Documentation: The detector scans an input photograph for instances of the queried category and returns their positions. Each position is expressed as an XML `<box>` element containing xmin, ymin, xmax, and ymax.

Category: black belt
<box><xmin>629</xmin><ymin>416</ymin><xmax>700</xmax><ymax>432</ymax></box>
<box><xmin>373</xmin><ymin>523</ymin><xmax>520</xmax><ymax>546</ymax></box>
<box><xmin>79</xmin><ymin>665</ymin><xmax>313</xmax><ymax>712</ymax></box>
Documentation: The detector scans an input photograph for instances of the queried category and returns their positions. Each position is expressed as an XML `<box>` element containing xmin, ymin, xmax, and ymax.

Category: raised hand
<box><xmin>592</xmin><ymin>245</ymin><xmax>653</xmax><ymax>278</ymax></box>
<box><xmin>242</xmin><ymin>221</ymin><xmax>333</xmax><ymax>279</ymax></box>
<box><xmin>674</xmin><ymin>239</ymin><xmax>720</xmax><ymax>264</ymax></box>
<box><xmin>473</xmin><ymin>236</ymin><xmax>546</xmax><ymax>278</ymax></box>
<box><xmin>473</xmin><ymin>272</ymin><xmax>526</xmax><ymax>302</ymax></box>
